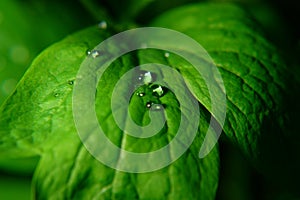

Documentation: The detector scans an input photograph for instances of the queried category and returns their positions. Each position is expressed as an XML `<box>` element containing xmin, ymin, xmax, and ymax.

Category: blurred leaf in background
<box><xmin>0</xmin><ymin>173</ymin><xmax>32</xmax><ymax>200</ymax></box>
<box><xmin>0</xmin><ymin>0</ymin><xmax>96</xmax><ymax>105</ymax></box>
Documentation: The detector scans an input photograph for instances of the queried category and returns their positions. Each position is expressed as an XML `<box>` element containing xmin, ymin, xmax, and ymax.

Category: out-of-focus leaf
<box><xmin>0</xmin><ymin>0</ymin><xmax>95</xmax><ymax>105</ymax></box>
<box><xmin>97</xmin><ymin>0</ymin><xmax>202</xmax><ymax>24</ymax></box>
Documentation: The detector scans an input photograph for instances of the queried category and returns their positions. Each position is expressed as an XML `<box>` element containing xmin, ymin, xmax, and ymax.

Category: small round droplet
<box><xmin>136</xmin><ymin>92</ymin><xmax>145</xmax><ymax>97</ymax></box>
<box><xmin>86</xmin><ymin>50</ymin><xmax>91</xmax><ymax>56</ymax></box>
<box><xmin>98</xmin><ymin>21</ymin><xmax>107</xmax><ymax>30</ymax></box>
<box><xmin>146</xmin><ymin>102</ymin><xmax>153</xmax><ymax>108</ymax></box>
<box><xmin>153</xmin><ymin>104</ymin><xmax>163</xmax><ymax>111</ymax></box>
<box><xmin>91</xmin><ymin>50</ymin><xmax>100</xmax><ymax>58</ymax></box>
<box><xmin>68</xmin><ymin>80</ymin><xmax>74</xmax><ymax>85</ymax></box>
<box><xmin>164</xmin><ymin>52</ymin><xmax>170</xmax><ymax>58</ymax></box>
<box><xmin>54</xmin><ymin>93</ymin><xmax>59</xmax><ymax>97</ymax></box>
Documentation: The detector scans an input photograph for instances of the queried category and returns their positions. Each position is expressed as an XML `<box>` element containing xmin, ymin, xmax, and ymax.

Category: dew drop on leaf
<box><xmin>138</xmin><ymin>71</ymin><xmax>154</xmax><ymax>85</ymax></box>
<box><xmin>86</xmin><ymin>50</ymin><xmax>91</xmax><ymax>56</ymax></box>
<box><xmin>152</xmin><ymin>104</ymin><xmax>164</xmax><ymax>111</ymax></box>
<box><xmin>98</xmin><ymin>21</ymin><xmax>107</xmax><ymax>30</ymax></box>
<box><xmin>164</xmin><ymin>52</ymin><xmax>170</xmax><ymax>58</ymax></box>
<box><xmin>136</xmin><ymin>92</ymin><xmax>145</xmax><ymax>97</ymax></box>
<box><xmin>146</xmin><ymin>101</ymin><xmax>164</xmax><ymax>111</ymax></box>
<box><xmin>68</xmin><ymin>80</ymin><xmax>74</xmax><ymax>85</ymax></box>
<box><xmin>146</xmin><ymin>101</ymin><xmax>153</xmax><ymax>108</ymax></box>
<box><xmin>90</xmin><ymin>50</ymin><xmax>100</xmax><ymax>58</ymax></box>
<box><xmin>151</xmin><ymin>84</ymin><xmax>165</xmax><ymax>97</ymax></box>
<box><xmin>86</xmin><ymin>49</ymin><xmax>100</xmax><ymax>58</ymax></box>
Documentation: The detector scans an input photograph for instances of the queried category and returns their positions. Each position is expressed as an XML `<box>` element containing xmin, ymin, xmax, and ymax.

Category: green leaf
<box><xmin>150</xmin><ymin>3</ymin><xmax>294</xmax><ymax>174</ymax></box>
<box><xmin>0</xmin><ymin>25</ymin><xmax>219</xmax><ymax>199</ymax></box>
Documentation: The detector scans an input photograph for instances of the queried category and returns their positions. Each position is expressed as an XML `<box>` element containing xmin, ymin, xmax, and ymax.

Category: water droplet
<box><xmin>146</xmin><ymin>102</ymin><xmax>153</xmax><ymax>108</ymax></box>
<box><xmin>146</xmin><ymin>102</ymin><xmax>164</xmax><ymax>110</ymax></box>
<box><xmin>138</xmin><ymin>71</ymin><xmax>154</xmax><ymax>85</ymax></box>
<box><xmin>150</xmin><ymin>84</ymin><xmax>165</xmax><ymax>97</ymax></box>
<box><xmin>143</xmin><ymin>72</ymin><xmax>152</xmax><ymax>83</ymax></box>
<box><xmin>54</xmin><ymin>93</ymin><xmax>59</xmax><ymax>97</ymax></box>
<box><xmin>152</xmin><ymin>104</ymin><xmax>164</xmax><ymax>111</ymax></box>
<box><xmin>68</xmin><ymin>80</ymin><xmax>74</xmax><ymax>85</ymax></box>
<box><xmin>90</xmin><ymin>50</ymin><xmax>100</xmax><ymax>58</ymax></box>
<box><xmin>164</xmin><ymin>52</ymin><xmax>170</xmax><ymax>58</ymax></box>
<box><xmin>136</xmin><ymin>92</ymin><xmax>145</xmax><ymax>97</ymax></box>
<box><xmin>98</xmin><ymin>21</ymin><xmax>107</xmax><ymax>29</ymax></box>
<box><xmin>86</xmin><ymin>50</ymin><xmax>91</xmax><ymax>56</ymax></box>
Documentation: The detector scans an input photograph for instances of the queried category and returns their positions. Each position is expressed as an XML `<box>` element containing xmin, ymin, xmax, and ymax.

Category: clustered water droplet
<box><xmin>145</xmin><ymin>102</ymin><xmax>164</xmax><ymax>110</ymax></box>
<box><xmin>98</xmin><ymin>21</ymin><xmax>107</xmax><ymax>30</ymax></box>
<box><xmin>134</xmin><ymin>71</ymin><xmax>167</xmax><ymax>110</ymax></box>
<box><xmin>86</xmin><ymin>49</ymin><xmax>101</xmax><ymax>58</ymax></box>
